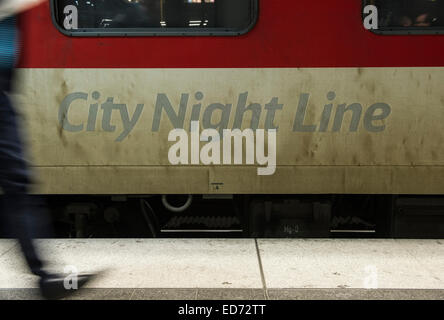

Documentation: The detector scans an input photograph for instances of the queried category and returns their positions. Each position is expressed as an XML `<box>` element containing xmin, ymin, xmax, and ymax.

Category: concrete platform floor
<box><xmin>0</xmin><ymin>239</ymin><xmax>443</xmax><ymax>300</ymax></box>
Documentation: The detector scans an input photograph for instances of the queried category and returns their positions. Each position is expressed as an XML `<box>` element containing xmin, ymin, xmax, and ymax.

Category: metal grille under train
<box><xmin>162</xmin><ymin>216</ymin><xmax>241</xmax><ymax>233</ymax></box>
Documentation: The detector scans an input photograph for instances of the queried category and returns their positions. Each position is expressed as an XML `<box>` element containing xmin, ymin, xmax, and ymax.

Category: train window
<box><xmin>51</xmin><ymin>0</ymin><xmax>258</xmax><ymax>36</ymax></box>
<box><xmin>363</xmin><ymin>0</ymin><xmax>444</xmax><ymax>34</ymax></box>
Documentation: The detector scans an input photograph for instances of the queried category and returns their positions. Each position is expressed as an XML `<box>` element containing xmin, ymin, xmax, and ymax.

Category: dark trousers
<box><xmin>0</xmin><ymin>91</ymin><xmax>47</xmax><ymax>278</ymax></box>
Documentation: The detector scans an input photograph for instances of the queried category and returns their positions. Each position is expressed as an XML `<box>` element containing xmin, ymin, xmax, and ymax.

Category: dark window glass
<box><xmin>52</xmin><ymin>0</ymin><xmax>257</xmax><ymax>35</ymax></box>
<box><xmin>364</xmin><ymin>0</ymin><xmax>444</xmax><ymax>30</ymax></box>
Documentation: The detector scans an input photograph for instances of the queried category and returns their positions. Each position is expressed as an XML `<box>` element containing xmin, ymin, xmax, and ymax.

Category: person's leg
<box><xmin>0</xmin><ymin>91</ymin><xmax>97</xmax><ymax>299</ymax></box>
<box><xmin>3</xmin><ymin>195</ymin><xmax>50</xmax><ymax>277</ymax></box>
<box><xmin>0</xmin><ymin>91</ymin><xmax>47</xmax><ymax>277</ymax></box>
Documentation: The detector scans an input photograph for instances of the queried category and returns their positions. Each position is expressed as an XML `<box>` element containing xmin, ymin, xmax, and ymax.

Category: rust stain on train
<box><xmin>56</xmin><ymin>78</ymin><xmax>69</xmax><ymax>146</ymax></box>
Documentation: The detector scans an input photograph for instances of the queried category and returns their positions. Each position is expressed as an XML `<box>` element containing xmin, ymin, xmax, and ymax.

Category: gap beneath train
<box><xmin>8</xmin><ymin>194</ymin><xmax>444</xmax><ymax>239</ymax></box>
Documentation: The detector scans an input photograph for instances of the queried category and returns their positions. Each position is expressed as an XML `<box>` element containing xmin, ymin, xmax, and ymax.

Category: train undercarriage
<box><xmin>31</xmin><ymin>194</ymin><xmax>444</xmax><ymax>239</ymax></box>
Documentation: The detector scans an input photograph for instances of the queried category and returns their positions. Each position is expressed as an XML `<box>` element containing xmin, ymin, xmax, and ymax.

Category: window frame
<box><xmin>362</xmin><ymin>0</ymin><xmax>444</xmax><ymax>35</ymax></box>
<box><xmin>50</xmin><ymin>0</ymin><xmax>259</xmax><ymax>37</ymax></box>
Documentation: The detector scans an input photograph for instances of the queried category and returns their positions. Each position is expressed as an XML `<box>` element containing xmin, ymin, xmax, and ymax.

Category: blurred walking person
<box><xmin>0</xmin><ymin>0</ymin><xmax>95</xmax><ymax>299</ymax></box>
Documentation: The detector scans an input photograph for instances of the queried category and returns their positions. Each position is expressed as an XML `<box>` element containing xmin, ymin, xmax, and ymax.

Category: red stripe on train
<box><xmin>16</xmin><ymin>1</ymin><xmax>444</xmax><ymax>68</ymax></box>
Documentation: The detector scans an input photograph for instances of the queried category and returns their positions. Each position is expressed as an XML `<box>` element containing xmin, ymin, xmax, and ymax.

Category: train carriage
<box><xmin>11</xmin><ymin>0</ymin><xmax>444</xmax><ymax>237</ymax></box>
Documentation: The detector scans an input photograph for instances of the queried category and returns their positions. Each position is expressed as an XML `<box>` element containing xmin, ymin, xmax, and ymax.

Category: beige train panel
<box><xmin>14</xmin><ymin>68</ymin><xmax>444</xmax><ymax>168</ymax></box>
<box><xmin>30</xmin><ymin>166</ymin><xmax>444</xmax><ymax>195</ymax></box>
<box><xmin>30</xmin><ymin>166</ymin><xmax>209</xmax><ymax>195</ymax></box>
<box><xmin>210</xmin><ymin>166</ymin><xmax>443</xmax><ymax>194</ymax></box>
